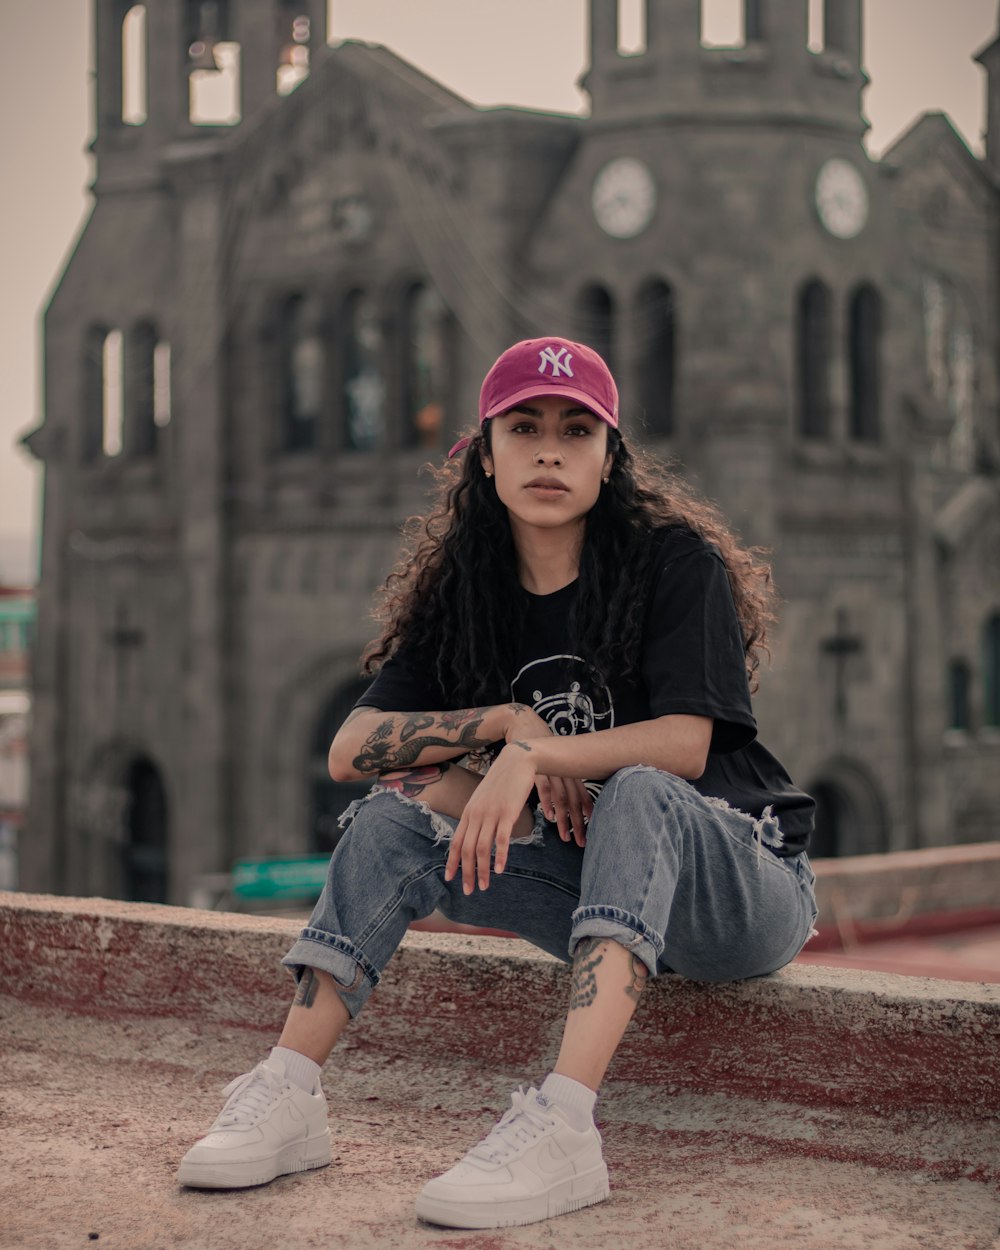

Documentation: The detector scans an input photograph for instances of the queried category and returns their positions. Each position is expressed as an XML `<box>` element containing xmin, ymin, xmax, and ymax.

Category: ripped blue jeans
<box><xmin>282</xmin><ymin>766</ymin><xmax>818</xmax><ymax>1017</ymax></box>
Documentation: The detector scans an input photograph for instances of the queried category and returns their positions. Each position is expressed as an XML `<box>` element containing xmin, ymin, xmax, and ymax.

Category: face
<box><xmin>481</xmin><ymin>396</ymin><xmax>614</xmax><ymax>541</ymax></box>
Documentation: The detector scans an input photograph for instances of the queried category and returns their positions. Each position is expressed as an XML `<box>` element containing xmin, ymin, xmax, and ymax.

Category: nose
<box><xmin>533</xmin><ymin>435</ymin><xmax>563</xmax><ymax>465</ymax></box>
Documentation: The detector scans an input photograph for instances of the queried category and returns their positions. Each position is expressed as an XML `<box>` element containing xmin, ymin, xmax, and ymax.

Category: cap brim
<box><xmin>482</xmin><ymin>383</ymin><xmax>618</xmax><ymax>429</ymax></box>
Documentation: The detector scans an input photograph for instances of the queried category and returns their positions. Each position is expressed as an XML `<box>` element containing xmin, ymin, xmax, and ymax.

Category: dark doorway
<box><xmin>809</xmin><ymin>769</ymin><xmax>888</xmax><ymax>859</ymax></box>
<box><xmin>809</xmin><ymin>781</ymin><xmax>852</xmax><ymax>858</ymax></box>
<box><xmin>123</xmin><ymin>756</ymin><xmax>169</xmax><ymax>902</ymax></box>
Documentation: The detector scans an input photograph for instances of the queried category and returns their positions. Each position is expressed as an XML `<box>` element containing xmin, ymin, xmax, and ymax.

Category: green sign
<box><xmin>230</xmin><ymin>855</ymin><xmax>329</xmax><ymax>900</ymax></box>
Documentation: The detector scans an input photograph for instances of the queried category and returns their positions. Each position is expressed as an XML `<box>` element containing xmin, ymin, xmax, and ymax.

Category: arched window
<box><xmin>280</xmin><ymin>295</ymin><xmax>323</xmax><ymax>452</ymax></box>
<box><xmin>403</xmin><ymin>283</ymin><xmax>450</xmax><ymax>450</ymax></box>
<box><xmin>807</xmin><ymin>0</ymin><xmax>825</xmax><ymax>51</ymax></box>
<box><xmin>102</xmin><ymin>329</ymin><xmax>125</xmax><ymax>457</ymax></box>
<box><xmin>310</xmin><ymin>680</ymin><xmax>373</xmax><ymax>854</ymax></box>
<box><xmin>342</xmin><ymin>291</ymin><xmax>385</xmax><ymax>451</ymax></box>
<box><xmin>577</xmin><ymin>284</ymin><xmax>615</xmax><ymax>377</ymax></box>
<box><xmin>82</xmin><ymin>325</ymin><xmax>109</xmax><ymax>464</ymax></box>
<box><xmin>186</xmin><ymin>0</ymin><xmax>241</xmax><ymax>125</ymax></box>
<box><xmin>848</xmin><ymin>284</ymin><xmax>881</xmax><ymax>441</ymax></box>
<box><xmin>277</xmin><ymin>3</ymin><xmax>312</xmax><ymax>95</ymax></box>
<box><xmin>947</xmin><ymin>659</ymin><xmax>972</xmax><ymax>731</ymax></box>
<box><xmin>701</xmin><ymin>0</ymin><xmax>748</xmax><ymax>47</ymax></box>
<box><xmin>984</xmin><ymin>614</ymin><xmax>1000</xmax><ymax>728</ymax></box>
<box><xmin>634</xmin><ymin>278</ymin><xmax>675</xmax><ymax>437</ymax></box>
<box><xmin>617</xmin><ymin>0</ymin><xmax>647</xmax><ymax>54</ymax></box>
<box><xmin>153</xmin><ymin>341</ymin><xmax>172</xmax><ymax>430</ymax></box>
<box><xmin>796</xmin><ymin>279</ymin><xmax>831</xmax><ymax>438</ymax></box>
<box><xmin>923</xmin><ymin>275</ymin><xmax>977</xmax><ymax>469</ymax></box>
<box><xmin>121</xmin><ymin>5</ymin><xmax>148</xmax><ymax>125</ymax></box>
<box><xmin>129</xmin><ymin>320</ymin><xmax>158</xmax><ymax>457</ymax></box>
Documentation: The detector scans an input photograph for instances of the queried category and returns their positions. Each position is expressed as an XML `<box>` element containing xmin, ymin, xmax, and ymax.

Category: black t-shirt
<box><xmin>354</xmin><ymin>529</ymin><xmax>815</xmax><ymax>856</ymax></box>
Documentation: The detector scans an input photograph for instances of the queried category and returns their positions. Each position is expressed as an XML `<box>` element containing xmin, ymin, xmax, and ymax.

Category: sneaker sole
<box><xmin>177</xmin><ymin>1131</ymin><xmax>331</xmax><ymax>1190</ymax></box>
<box><xmin>415</xmin><ymin>1162</ymin><xmax>610</xmax><ymax>1229</ymax></box>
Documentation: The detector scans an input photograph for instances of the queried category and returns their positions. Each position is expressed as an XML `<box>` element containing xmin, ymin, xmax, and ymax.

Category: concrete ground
<box><xmin>3</xmin><ymin>893</ymin><xmax>999</xmax><ymax>1250</ymax></box>
<box><xmin>2</xmin><ymin>993</ymin><xmax>999</xmax><ymax>1250</ymax></box>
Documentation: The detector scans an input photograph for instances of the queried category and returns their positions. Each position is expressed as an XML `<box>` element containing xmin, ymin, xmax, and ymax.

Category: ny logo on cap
<box><xmin>538</xmin><ymin>345</ymin><xmax>574</xmax><ymax>378</ymax></box>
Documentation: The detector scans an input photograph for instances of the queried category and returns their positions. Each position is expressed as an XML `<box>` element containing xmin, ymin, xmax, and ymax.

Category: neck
<box><xmin>510</xmin><ymin>518</ymin><xmax>584</xmax><ymax>595</ymax></box>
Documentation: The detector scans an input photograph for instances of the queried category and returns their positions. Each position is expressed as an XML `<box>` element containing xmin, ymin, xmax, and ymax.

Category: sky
<box><xmin>0</xmin><ymin>0</ymin><xmax>997</xmax><ymax>585</ymax></box>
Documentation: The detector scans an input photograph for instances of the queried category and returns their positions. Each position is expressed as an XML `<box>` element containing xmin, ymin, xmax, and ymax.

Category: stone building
<box><xmin>21</xmin><ymin>0</ymin><xmax>1000</xmax><ymax>904</ymax></box>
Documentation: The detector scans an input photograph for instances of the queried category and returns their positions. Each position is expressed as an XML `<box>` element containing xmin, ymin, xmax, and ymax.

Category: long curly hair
<box><xmin>363</xmin><ymin>425</ymin><xmax>777</xmax><ymax>702</ymax></box>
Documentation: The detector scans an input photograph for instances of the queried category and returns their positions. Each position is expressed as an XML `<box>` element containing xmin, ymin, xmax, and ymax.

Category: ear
<box><xmin>480</xmin><ymin>448</ymin><xmax>494</xmax><ymax>477</ymax></box>
<box><xmin>603</xmin><ymin>447</ymin><xmax>614</xmax><ymax>480</ymax></box>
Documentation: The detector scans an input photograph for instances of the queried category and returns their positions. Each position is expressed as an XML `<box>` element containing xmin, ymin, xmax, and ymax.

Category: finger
<box><xmin>445</xmin><ymin>816</ymin><xmax>466</xmax><ymax>882</ymax></box>
<box><xmin>535</xmin><ymin>774</ymin><xmax>553</xmax><ymax>822</ymax></box>
<box><xmin>476</xmin><ymin>825</ymin><xmax>495</xmax><ymax>891</ymax></box>
<box><xmin>567</xmin><ymin>782</ymin><xmax>588</xmax><ymax>846</ymax></box>
<box><xmin>494</xmin><ymin>826</ymin><xmax>511</xmax><ymax>876</ymax></box>
<box><xmin>548</xmin><ymin>777</ymin><xmax>572</xmax><ymax>842</ymax></box>
<box><xmin>461</xmin><ymin>820</ymin><xmax>482</xmax><ymax>894</ymax></box>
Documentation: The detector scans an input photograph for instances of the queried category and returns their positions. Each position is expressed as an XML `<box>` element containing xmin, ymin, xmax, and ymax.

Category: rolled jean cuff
<box><xmin>569</xmin><ymin>905</ymin><xmax>664</xmax><ymax>978</ymax></box>
<box><xmin>281</xmin><ymin>929</ymin><xmax>381</xmax><ymax>1019</ymax></box>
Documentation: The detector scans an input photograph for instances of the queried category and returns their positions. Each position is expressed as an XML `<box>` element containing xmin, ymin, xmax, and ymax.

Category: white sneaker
<box><xmin>176</xmin><ymin>1056</ymin><xmax>330</xmax><ymax>1189</ymax></box>
<box><xmin>415</xmin><ymin>1086</ymin><xmax>610</xmax><ymax>1229</ymax></box>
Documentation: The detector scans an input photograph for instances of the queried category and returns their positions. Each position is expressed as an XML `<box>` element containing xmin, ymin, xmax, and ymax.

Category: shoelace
<box><xmin>469</xmin><ymin>1088</ymin><xmax>558</xmax><ymax>1165</ymax></box>
<box><xmin>212</xmin><ymin>1062</ymin><xmax>284</xmax><ymax>1129</ymax></box>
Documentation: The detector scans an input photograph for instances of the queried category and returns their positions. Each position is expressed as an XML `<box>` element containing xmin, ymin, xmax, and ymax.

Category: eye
<box><xmin>509</xmin><ymin>421</ymin><xmax>537</xmax><ymax>434</ymax></box>
<box><xmin>565</xmin><ymin>424</ymin><xmax>592</xmax><ymax>437</ymax></box>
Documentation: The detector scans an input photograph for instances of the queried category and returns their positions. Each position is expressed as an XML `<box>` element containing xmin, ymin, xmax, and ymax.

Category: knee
<box><xmin>594</xmin><ymin>765</ymin><xmax>691</xmax><ymax>816</ymax></box>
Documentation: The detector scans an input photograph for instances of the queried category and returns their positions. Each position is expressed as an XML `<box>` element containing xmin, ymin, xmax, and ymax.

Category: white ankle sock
<box><xmin>270</xmin><ymin>1046</ymin><xmax>321</xmax><ymax>1093</ymax></box>
<box><xmin>539</xmin><ymin>1072</ymin><xmax>596</xmax><ymax>1130</ymax></box>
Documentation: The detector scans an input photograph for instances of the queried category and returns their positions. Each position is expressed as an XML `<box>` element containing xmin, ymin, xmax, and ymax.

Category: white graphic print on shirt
<box><xmin>510</xmin><ymin>654</ymin><xmax>615</xmax><ymax>736</ymax></box>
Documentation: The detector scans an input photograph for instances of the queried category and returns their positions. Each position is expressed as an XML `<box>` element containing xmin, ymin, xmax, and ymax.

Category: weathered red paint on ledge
<box><xmin>3</xmin><ymin>891</ymin><xmax>998</xmax><ymax>1127</ymax></box>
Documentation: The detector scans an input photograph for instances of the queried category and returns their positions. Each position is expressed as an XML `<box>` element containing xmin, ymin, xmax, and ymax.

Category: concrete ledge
<box><xmin>812</xmin><ymin>842</ymin><xmax>1000</xmax><ymax>937</ymax></box>
<box><xmin>3</xmin><ymin>891</ymin><xmax>999</xmax><ymax>1128</ymax></box>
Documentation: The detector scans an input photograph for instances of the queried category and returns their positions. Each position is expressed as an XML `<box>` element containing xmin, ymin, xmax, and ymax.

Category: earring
<box><xmin>602</xmin><ymin>476</ymin><xmax>610</xmax><ymax>484</ymax></box>
<box><xmin>484</xmin><ymin>470</ymin><xmax>493</xmax><ymax>478</ymax></box>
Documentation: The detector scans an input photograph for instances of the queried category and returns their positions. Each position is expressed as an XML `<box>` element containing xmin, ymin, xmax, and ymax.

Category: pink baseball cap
<box><xmin>448</xmin><ymin>337</ymin><xmax>619</xmax><ymax>458</ymax></box>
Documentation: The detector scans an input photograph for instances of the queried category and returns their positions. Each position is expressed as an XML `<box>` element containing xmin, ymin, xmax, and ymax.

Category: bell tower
<box><xmin>92</xmin><ymin>0</ymin><xmax>327</xmax><ymax>181</ymax></box>
<box><xmin>583</xmin><ymin>0</ymin><xmax>866</xmax><ymax>140</ymax></box>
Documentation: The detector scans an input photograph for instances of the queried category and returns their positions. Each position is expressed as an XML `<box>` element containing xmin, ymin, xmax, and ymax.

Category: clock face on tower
<box><xmin>814</xmin><ymin>158</ymin><xmax>869</xmax><ymax>240</ymax></box>
<box><xmin>591</xmin><ymin>157</ymin><xmax>657</xmax><ymax>239</ymax></box>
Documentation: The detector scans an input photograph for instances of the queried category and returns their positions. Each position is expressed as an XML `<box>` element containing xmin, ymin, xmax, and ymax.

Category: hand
<box><xmin>445</xmin><ymin>742</ymin><xmax>537</xmax><ymax>893</ymax></box>
<box><xmin>505</xmin><ymin>707</ymin><xmax>593</xmax><ymax>847</ymax></box>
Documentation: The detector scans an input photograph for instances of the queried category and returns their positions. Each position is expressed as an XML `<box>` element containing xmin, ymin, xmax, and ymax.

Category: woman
<box><xmin>177</xmin><ymin>337</ymin><xmax>817</xmax><ymax>1229</ymax></box>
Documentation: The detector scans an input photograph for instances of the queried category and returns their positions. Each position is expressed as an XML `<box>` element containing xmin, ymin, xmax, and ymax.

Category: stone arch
<box><xmin>266</xmin><ymin>651</ymin><xmax>373</xmax><ymax>856</ymax></box>
<box><xmin>806</xmin><ymin>757</ymin><xmax>889</xmax><ymax>858</ymax></box>
<box><xmin>308</xmin><ymin>679</ymin><xmax>374</xmax><ymax>853</ymax></box>
<box><xmin>81</xmin><ymin>739</ymin><xmax>171</xmax><ymax>901</ymax></box>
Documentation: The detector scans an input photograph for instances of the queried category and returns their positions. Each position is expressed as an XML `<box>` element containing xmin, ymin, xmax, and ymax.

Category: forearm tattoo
<box><xmin>351</xmin><ymin>704</ymin><xmax>529</xmax><ymax>774</ymax></box>
<box><xmin>293</xmin><ymin>968</ymin><xmax>319</xmax><ymax>1009</ymax></box>
<box><xmin>568</xmin><ymin>938</ymin><xmax>605</xmax><ymax>1011</ymax></box>
<box><xmin>377</xmin><ymin>763</ymin><xmax>450</xmax><ymax>798</ymax></box>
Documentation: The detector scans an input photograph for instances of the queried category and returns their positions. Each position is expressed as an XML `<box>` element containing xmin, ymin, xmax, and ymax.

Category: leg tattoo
<box><xmin>568</xmin><ymin>938</ymin><xmax>605</xmax><ymax>1011</ymax></box>
<box><xmin>625</xmin><ymin>953</ymin><xmax>648</xmax><ymax>1005</ymax></box>
<box><xmin>293</xmin><ymin>968</ymin><xmax>319</xmax><ymax>1009</ymax></box>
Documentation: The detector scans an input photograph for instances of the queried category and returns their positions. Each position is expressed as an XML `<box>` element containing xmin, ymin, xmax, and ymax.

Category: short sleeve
<box><xmin>352</xmin><ymin>648</ymin><xmax>446</xmax><ymax>714</ymax></box>
<box><xmin>641</xmin><ymin>540</ymin><xmax>757</xmax><ymax>753</ymax></box>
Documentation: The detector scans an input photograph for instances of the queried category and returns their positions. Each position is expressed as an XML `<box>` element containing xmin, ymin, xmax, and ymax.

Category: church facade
<box><xmin>22</xmin><ymin>0</ymin><xmax>1000</xmax><ymax>904</ymax></box>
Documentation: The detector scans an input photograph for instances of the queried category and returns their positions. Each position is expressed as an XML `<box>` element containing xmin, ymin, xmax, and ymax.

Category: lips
<box><xmin>525</xmin><ymin>477</ymin><xmax>568</xmax><ymax>492</ymax></box>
